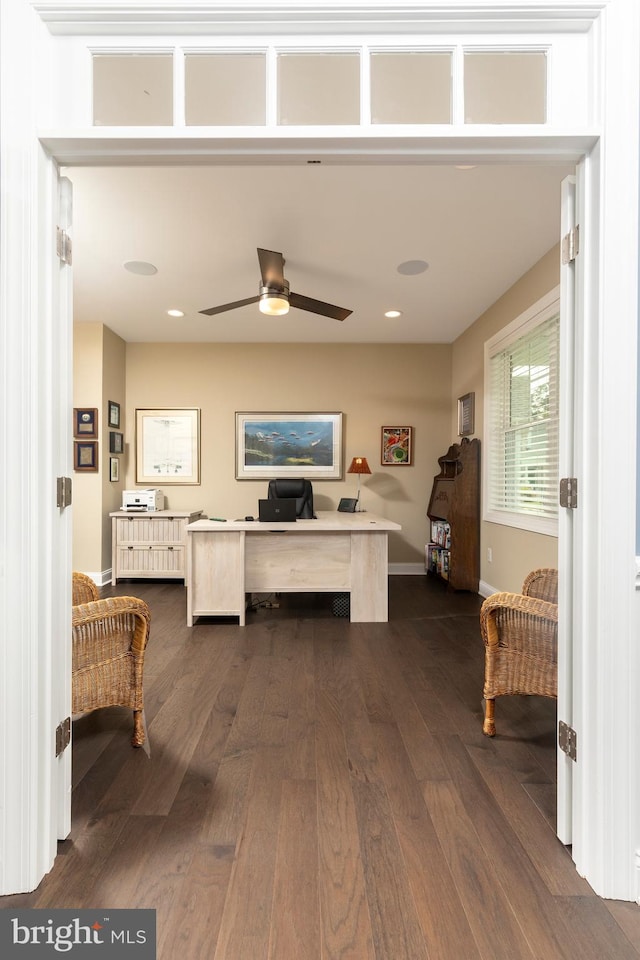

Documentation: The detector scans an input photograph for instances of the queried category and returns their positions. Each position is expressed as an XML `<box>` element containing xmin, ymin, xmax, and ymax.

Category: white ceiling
<box><xmin>67</xmin><ymin>161</ymin><xmax>574</xmax><ymax>344</ymax></box>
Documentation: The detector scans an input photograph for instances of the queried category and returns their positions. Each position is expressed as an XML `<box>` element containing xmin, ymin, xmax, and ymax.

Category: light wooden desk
<box><xmin>186</xmin><ymin>511</ymin><xmax>401</xmax><ymax>625</ymax></box>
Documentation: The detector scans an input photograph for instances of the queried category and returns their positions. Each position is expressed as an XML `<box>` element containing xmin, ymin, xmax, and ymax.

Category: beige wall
<box><xmin>73</xmin><ymin>322</ymin><xmax>126</xmax><ymax>574</ymax></box>
<box><xmin>451</xmin><ymin>244</ymin><xmax>560</xmax><ymax>593</ymax></box>
<box><xmin>123</xmin><ymin>342</ymin><xmax>453</xmax><ymax>565</ymax></box>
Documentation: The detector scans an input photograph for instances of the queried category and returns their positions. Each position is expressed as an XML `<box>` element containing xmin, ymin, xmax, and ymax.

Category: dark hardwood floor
<box><xmin>3</xmin><ymin>576</ymin><xmax>640</xmax><ymax>959</ymax></box>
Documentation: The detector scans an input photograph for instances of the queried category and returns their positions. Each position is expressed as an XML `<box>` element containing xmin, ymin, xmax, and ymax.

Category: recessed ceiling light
<box><xmin>167</xmin><ymin>309</ymin><xmax>184</xmax><ymax>318</ymax></box>
<box><xmin>385</xmin><ymin>310</ymin><xmax>402</xmax><ymax>318</ymax></box>
<box><xmin>455</xmin><ymin>164</ymin><xmax>477</xmax><ymax>170</ymax></box>
<box><xmin>397</xmin><ymin>260</ymin><xmax>429</xmax><ymax>276</ymax></box>
<box><xmin>123</xmin><ymin>260</ymin><xmax>158</xmax><ymax>276</ymax></box>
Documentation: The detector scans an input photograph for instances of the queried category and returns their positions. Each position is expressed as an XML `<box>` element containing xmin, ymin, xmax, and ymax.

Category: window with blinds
<box><xmin>485</xmin><ymin>300</ymin><xmax>559</xmax><ymax>535</ymax></box>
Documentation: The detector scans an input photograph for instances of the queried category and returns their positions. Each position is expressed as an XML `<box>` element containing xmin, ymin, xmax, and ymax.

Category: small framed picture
<box><xmin>457</xmin><ymin>392</ymin><xmax>475</xmax><ymax>437</ymax></box>
<box><xmin>109</xmin><ymin>431</ymin><xmax>124</xmax><ymax>454</ymax></box>
<box><xmin>73</xmin><ymin>408</ymin><xmax>98</xmax><ymax>439</ymax></box>
<box><xmin>381</xmin><ymin>426</ymin><xmax>413</xmax><ymax>466</ymax></box>
<box><xmin>74</xmin><ymin>441</ymin><xmax>98</xmax><ymax>472</ymax></box>
<box><xmin>109</xmin><ymin>456</ymin><xmax>119</xmax><ymax>482</ymax></box>
<box><xmin>108</xmin><ymin>400</ymin><xmax>121</xmax><ymax>429</ymax></box>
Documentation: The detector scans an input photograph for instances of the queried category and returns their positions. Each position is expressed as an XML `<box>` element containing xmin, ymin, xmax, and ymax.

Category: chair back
<box><xmin>522</xmin><ymin>567</ymin><xmax>558</xmax><ymax>604</ymax></box>
<box><xmin>72</xmin><ymin>571</ymin><xmax>100</xmax><ymax>605</ymax></box>
<box><xmin>267</xmin><ymin>477</ymin><xmax>314</xmax><ymax>519</ymax></box>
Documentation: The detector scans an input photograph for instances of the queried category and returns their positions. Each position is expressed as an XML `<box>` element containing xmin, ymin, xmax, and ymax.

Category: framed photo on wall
<box><xmin>108</xmin><ymin>400</ymin><xmax>121</xmax><ymax>429</ymax></box>
<box><xmin>109</xmin><ymin>431</ymin><xmax>124</xmax><ymax>454</ymax></box>
<box><xmin>381</xmin><ymin>425</ymin><xmax>413</xmax><ymax>465</ymax></box>
<box><xmin>457</xmin><ymin>392</ymin><xmax>475</xmax><ymax>437</ymax></box>
<box><xmin>73</xmin><ymin>408</ymin><xmax>98</xmax><ymax>439</ymax></box>
<box><xmin>235</xmin><ymin>411</ymin><xmax>343</xmax><ymax>480</ymax></box>
<box><xmin>109</xmin><ymin>457</ymin><xmax>119</xmax><ymax>482</ymax></box>
<box><xmin>74</xmin><ymin>441</ymin><xmax>98</xmax><ymax>472</ymax></box>
<box><xmin>136</xmin><ymin>407</ymin><xmax>201</xmax><ymax>484</ymax></box>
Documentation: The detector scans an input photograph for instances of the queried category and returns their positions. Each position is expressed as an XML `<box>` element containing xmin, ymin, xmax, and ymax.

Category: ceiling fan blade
<box><xmin>289</xmin><ymin>291</ymin><xmax>352</xmax><ymax>322</ymax></box>
<box><xmin>257</xmin><ymin>248</ymin><xmax>285</xmax><ymax>287</ymax></box>
<box><xmin>199</xmin><ymin>296</ymin><xmax>259</xmax><ymax>316</ymax></box>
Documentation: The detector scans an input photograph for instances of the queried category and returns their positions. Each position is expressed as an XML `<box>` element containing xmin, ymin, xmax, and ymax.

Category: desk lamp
<box><xmin>347</xmin><ymin>456</ymin><xmax>372</xmax><ymax>511</ymax></box>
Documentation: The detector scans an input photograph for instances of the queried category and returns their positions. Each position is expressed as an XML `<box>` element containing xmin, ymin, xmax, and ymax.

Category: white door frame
<box><xmin>2</xmin><ymin>0</ymin><xmax>638</xmax><ymax>901</ymax></box>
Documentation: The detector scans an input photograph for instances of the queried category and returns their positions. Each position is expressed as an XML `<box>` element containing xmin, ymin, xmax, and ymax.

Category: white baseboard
<box><xmin>81</xmin><ymin>570</ymin><xmax>112</xmax><ymax>588</ymax></box>
<box><xmin>389</xmin><ymin>563</ymin><xmax>427</xmax><ymax>576</ymax></box>
<box><xmin>479</xmin><ymin>579</ymin><xmax>499</xmax><ymax>598</ymax></box>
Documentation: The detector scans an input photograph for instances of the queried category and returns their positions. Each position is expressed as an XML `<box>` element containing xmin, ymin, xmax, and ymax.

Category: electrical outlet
<box><xmin>487</xmin><ymin>547</ymin><xmax>493</xmax><ymax>562</ymax></box>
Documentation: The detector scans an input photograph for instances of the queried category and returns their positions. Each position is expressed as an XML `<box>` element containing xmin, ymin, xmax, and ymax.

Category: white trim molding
<box><xmin>32</xmin><ymin>2</ymin><xmax>608</xmax><ymax>37</ymax></box>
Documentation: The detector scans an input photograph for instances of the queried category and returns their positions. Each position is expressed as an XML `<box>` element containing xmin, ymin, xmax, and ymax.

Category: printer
<box><xmin>122</xmin><ymin>488</ymin><xmax>164</xmax><ymax>512</ymax></box>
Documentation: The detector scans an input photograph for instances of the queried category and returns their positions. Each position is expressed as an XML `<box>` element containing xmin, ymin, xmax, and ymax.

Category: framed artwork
<box><xmin>109</xmin><ymin>457</ymin><xmax>119</xmax><ymax>482</ymax></box>
<box><xmin>458</xmin><ymin>392</ymin><xmax>475</xmax><ymax>437</ymax></box>
<box><xmin>73</xmin><ymin>407</ymin><xmax>98</xmax><ymax>439</ymax></box>
<box><xmin>108</xmin><ymin>400</ymin><xmax>121</xmax><ymax>428</ymax></box>
<box><xmin>381</xmin><ymin>425</ymin><xmax>413</xmax><ymax>465</ymax></box>
<box><xmin>236</xmin><ymin>412</ymin><xmax>343</xmax><ymax>480</ymax></box>
<box><xmin>109</xmin><ymin>430</ymin><xmax>124</xmax><ymax>454</ymax></box>
<box><xmin>74</xmin><ymin>441</ymin><xmax>98</xmax><ymax>472</ymax></box>
<box><xmin>136</xmin><ymin>407</ymin><xmax>200</xmax><ymax>484</ymax></box>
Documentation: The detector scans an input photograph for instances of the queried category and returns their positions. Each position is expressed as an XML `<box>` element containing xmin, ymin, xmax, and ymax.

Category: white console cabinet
<box><xmin>110</xmin><ymin>510</ymin><xmax>203</xmax><ymax>585</ymax></box>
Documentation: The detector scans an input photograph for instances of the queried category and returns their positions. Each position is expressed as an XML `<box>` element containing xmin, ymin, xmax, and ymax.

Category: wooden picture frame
<box><xmin>108</xmin><ymin>400</ymin><xmax>121</xmax><ymax>428</ymax></box>
<box><xmin>73</xmin><ymin>407</ymin><xmax>98</xmax><ymax>439</ymax></box>
<box><xmin>109</xmin><ymin>457</ymin><xmax>119</xmax><ymax>482</ymax></box>
<box><xmin>235</xmin><ymin>411</ymin><xmax>343</xmax><ymax>480</ymax></box>
<box><xmin>136</xmin><ymin>407</ymin><xmax>200</xmax><ymax>484</ymax></box>
<box><xmin>457</xmin><ymin>392</ymin><xmax>475</xmax><ymax>437</ymax></box>
<box><xmin>381</xmin><ymin>425</ymin><xmax>413</xmax><ymax>465</ymax></box>
<box><xmin>109</xmin><ymin>430</ymin><xmax>124</xmax><ymax>454</ymax></box>
<box><xmin>74</xmin><ymin>441</ymin><xmax>98</xmax><ymax>472</ymax></box>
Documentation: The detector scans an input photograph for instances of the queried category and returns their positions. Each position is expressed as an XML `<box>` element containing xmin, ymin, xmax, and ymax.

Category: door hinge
<box><xmin>57</xmin><ymin>476</ymin><xmax>72</xmax><ymax>509</ymax></box>
<box><xmin>559</xmin><ymin>477</ymin><xmax>578</xmax><ymax>509</ymax></box>
<box><xmin>56</xmin><ymin>226</ymin><xmax>72</xmax><ymax>265</ymax></box>
<box><xmin>55</xmin><ymin>717</ymin><xmax>71</xmax><ymax>757</ymax></box>
<box><xmin>561</xmin><ymin>225</ymin><xmax>579</xmax><ymax>264</ymax></box>
<box><xmin>558</xmin><ymin>720</ymin><xmax>577</xmax><ymax>761</ymax></box>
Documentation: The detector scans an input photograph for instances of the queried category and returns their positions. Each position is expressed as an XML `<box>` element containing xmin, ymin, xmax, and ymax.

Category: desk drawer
<box><xmin>114</xmin><ymin>516</ymin><xmax>186</xmax><ymax>543</ymax></box>
<box><xmin>116</xmin><ymin>544</ymin><xmax>184</xmax><ymax>577</ymax></box>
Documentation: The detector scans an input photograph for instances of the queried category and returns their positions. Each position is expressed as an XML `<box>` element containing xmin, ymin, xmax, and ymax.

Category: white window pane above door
<box><xmin>185</xmin><ymin>54</ymin><xmax>266</xmax><ymax>126</ymax></box>
<box><xmin>93</xmin><ymin>55</ymin><xmax>173</xmax><ymax>126</ymax></box>
<box><xmin>464</xmin><ymin>51</ymin><xmax>547</xmax><ymax>124</ymax></box>
<box><xmin>370</xmin><ymin>52</ymin><xmax>451</xmax><ymax>124</ymax></box>
<box><xmin>277</xmin><ymin>53</ymin><xmax>360</xmax><ymax>125</ymax></box>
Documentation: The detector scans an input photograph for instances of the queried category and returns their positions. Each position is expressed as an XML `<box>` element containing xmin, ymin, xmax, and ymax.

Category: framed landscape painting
<box><xmin>236</xmin><ymin>412</ymin><xmax>343</xmax><ymax>480</ymax></box>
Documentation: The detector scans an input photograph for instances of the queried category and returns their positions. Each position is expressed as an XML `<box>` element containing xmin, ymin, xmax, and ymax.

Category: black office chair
<box><xmin>267</xmin><ymin>478</ymin><xmax>315</xmax><ymax>519</ymax></box>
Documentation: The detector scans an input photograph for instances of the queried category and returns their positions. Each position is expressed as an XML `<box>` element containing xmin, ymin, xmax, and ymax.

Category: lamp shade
<box><xmin>347</xmin><ymin>456</ymin><xmax>371</xmax><ymax>476</ymax></box>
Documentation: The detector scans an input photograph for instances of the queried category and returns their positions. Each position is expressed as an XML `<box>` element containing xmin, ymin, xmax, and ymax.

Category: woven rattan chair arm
<box><xmin>72</xmin><ymin>596</ymin><xmax>151</xmax><ymax>653</ymax></box>
<box><xmin>480</xmin><ymin>592</ymin><xmax>558</xmax><ymax>647</ymax></box>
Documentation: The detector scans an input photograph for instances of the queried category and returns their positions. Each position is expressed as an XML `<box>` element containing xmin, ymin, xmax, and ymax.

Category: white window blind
<box><xmin>486</xmin><ymin>309</ymin><xmax>559</xmax><ymax>532</ymax></box>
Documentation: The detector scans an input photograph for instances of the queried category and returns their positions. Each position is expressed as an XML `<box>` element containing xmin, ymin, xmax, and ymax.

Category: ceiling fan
<box><xmin>199</xmin><ymin>247</ymin><xmax>352</xmax><ymax>321</ymax></box>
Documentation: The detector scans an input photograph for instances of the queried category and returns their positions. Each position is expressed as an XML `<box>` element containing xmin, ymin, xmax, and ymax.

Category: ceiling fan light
<box><xmin>259</xmin><ymin>281</ymin><xmax>290</xmax><ymax>316</ymax></box>
<box><xmin>259</xmin><ymin>294</ymin><xmax>290</xmax><ymax>316</ymax></box>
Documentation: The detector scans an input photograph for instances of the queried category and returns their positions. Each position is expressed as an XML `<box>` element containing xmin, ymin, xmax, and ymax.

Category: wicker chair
<box><xmin>72</xmin><ymin>571</ymin><xmax>100</xmax><ymax>605</ymax></box>
<box><xmin>72</xmin><ymin>595</ymin><xmax>151</xmax><ymax>747</ymax></box>
<box><xmin>480</xmin><ymin>568</ymin><xmax>558</xmax><ymax>737</ymax></box>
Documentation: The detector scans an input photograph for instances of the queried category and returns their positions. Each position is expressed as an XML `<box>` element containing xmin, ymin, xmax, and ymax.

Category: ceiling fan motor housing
<box><xmin>259</xmin><ymin>279</ymin><xmax>289</xmax><ymax>299</ymax></box>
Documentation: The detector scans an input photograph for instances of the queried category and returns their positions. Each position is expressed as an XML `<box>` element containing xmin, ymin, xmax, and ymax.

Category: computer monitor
<box><xmin>267</xmin><ymin>478</ymin><xmax>315</xmax><ymax>519</ymax></box>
